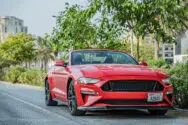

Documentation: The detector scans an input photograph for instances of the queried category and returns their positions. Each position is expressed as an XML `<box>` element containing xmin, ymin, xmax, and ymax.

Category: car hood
<box><xmin>72</xmin><ymin>64</ymin><xmax>168</xmax><ymax>78</ymax></box>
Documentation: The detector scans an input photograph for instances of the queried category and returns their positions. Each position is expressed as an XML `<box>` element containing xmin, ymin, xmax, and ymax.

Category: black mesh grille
<box><xmin>98</xmin><ymin>99</ymin><xmax>163</xmax><ymax>105</ymax></box>
<box><xmin>101</xmin><ymin>80</ymin><xmax>164</xmax><ymax>92</ymax></box>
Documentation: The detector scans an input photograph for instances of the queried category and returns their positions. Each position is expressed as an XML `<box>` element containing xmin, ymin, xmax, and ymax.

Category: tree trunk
<box><xmin>53</xmin><ymin>51</ymin><xmax>58</xmax><ymax>61</ymax></box>
<box><xmin>29</xmin><ymin>62</ymin><xmax>31</xmax><ymax>69</ymax></box>
<box><xmin>136</xmin><ymin>38</ymin><xmax>140</xmax><ymax>61</ymax></box>
<box><xmin>154</xmin><ymin>40</ymin><xmax>159</xmax><ymax>59</ymax></box>
<box><xmin>131</xmin><ymin>31</ymin><xmax>134</xmax><ymax>57</ymax></box>
<box><xmin>41</xmin><ymin>59</ymin><xmax>43</xmax><ymax>70</ymax></box>
<box><xmin>44</xmin><ymin>59</ymin><xmax>48</xmax><ymax>71</ymax></box>
<box><xmin>25</xmin><ymin>62</ymin><xmax>28</xmax><ymax>69</ymax></box>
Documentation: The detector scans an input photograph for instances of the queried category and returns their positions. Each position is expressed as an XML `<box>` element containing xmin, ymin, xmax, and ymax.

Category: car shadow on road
<box><xmin>85</xmin><ymin>110</ymin><xmax>179</xmax><ymax>119</ymax></box>
<box><xmin>57</xmin><ymin>104</ymin><xmax>180</xmax><ymax>119</ymax></box>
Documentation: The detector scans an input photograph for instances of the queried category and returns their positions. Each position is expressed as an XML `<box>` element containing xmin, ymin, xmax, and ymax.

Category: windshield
<box><xmin>71</xmin><ymin>50</ymin><xmax>138</xmax><ymax>65</ymax></box>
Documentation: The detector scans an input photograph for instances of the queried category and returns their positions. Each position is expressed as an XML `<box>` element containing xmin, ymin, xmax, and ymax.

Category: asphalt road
<box><xmin>0</xmin><ymin>82</ymin><xmax>188</xmax><ymax>125</ymax></box>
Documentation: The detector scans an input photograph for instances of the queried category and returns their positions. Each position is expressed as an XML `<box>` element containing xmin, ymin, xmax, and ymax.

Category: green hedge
<box><xmin>3</xmin><ymin>66</ymin><xmax>26</xmax><ymax>83</ymax></box>
<box><xmin>147</xmin><ymin>58</ymin><xmax>169</xmax><ymax>68</ymax></box>
<box><xmin>3</xmin><ymin>66</ymin><xmax>46</xmax><ymax>86</ymax></box>
<box><xmin>18</xmin><ymin>69</ymin><xmax>46</xmax><ymax>86</ymax></box>
<box><xmin>147</xmin><ymin>59</ymin><xmax>188</xmax><ymax>108</ymax></box>
<box><xmin>166</xmin><ymin>62</ymin><xmax>188</xmax><ymax>108</ymax></box>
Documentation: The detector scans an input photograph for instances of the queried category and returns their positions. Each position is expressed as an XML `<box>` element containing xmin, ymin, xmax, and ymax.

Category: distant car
<box><xmin>45</xmin><ymin>49</ymin><xmax>173</xmax><ymax>116</ymax></box>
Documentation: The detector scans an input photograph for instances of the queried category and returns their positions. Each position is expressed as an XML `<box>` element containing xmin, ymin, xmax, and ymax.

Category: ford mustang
<box><xmin>45</xmin><ymin>49</ymin><xmax>173</xmax><ymax>116</ymax></box>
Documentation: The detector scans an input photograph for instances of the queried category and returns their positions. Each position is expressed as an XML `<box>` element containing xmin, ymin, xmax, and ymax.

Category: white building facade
<box><xmin>0</xmin><ymin>16</ymin><xmax>28</xmax><ymax>42</ymax></box>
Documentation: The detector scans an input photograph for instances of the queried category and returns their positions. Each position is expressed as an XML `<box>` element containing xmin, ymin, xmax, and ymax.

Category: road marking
<box><xmin>0</xmin><ymin>92</ymin><xmax>77</xmax><ymax>123</ymax></box>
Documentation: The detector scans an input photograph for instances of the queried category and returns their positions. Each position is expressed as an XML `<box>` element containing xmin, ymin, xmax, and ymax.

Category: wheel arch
<box><xmin>45</xmin><ymin>76</ymin><xmax>48</xmax><ymax>86</ymax></box>
<box><xmin>66</xmin><ymin>77</ymin><xmax>73</xmax><ymax>99</ymax></box>
<box><xmin>45</xmin><ymin>75</ymin><xmax>55</xmax><ymax>99</ymax></box>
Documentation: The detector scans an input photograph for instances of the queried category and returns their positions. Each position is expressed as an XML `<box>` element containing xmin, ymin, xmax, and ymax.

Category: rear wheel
<box><xmin>148</xmin><ymin>109</ymin><xmax>168</xmax><ymax>115</ymax></box>
<box><xmin>45</xmin><ymin>80</ymin><xmax>58</xmax><ymax>106</ymax></box>
<box><xmin>68</xmin><ymin>81</ymin><xmax>86</xmax><ymax>116</ymax></box>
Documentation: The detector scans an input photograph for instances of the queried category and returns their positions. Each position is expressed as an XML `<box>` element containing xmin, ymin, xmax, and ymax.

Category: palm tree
<box><xmin>35</xmin><ymin>34</ymin><xmax>63</xmax><ymax>70</ymax></box>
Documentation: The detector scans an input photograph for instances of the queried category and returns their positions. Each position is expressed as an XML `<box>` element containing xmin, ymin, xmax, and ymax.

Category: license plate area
<box><xmin>147</xmin><ymin>93</ymin><xmax>163</xmax><ymax>102</ymax></box>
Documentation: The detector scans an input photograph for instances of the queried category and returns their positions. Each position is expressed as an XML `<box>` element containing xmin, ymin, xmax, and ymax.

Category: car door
<box><xmin>53</xmin><ymin>64</ymin><xmax>69</xmax><ymax>102</ymax></box>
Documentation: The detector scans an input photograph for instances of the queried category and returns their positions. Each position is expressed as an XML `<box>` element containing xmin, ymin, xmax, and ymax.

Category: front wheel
<box><xmin>68</xmin><ymin>81</ymin><xmax>86</xmax><ymax>116</ymax></box>
<box><xmin>148</xmin><ymin>109</ymin><xmax>168</xmax><ymax>115</ymax></box>
<box><xmin>45</xmin><ymin>80</ymin><xmax>58</xmax><ymax>106</ymax></box>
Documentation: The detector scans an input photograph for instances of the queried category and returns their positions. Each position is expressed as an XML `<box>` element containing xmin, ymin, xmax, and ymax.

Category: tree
<box><xmin>90</xmin><ymin>0</ymin><xmax>188</xmax><ymax>60</ymax></box>
<box><xmin>38</xmin><ymin>34</ymin><xmax>63</xmax><ymax>61</ymax></box>
<box><xmin>151</xmin><ymin>0</ymin><xmax>188</xmax><ymax>59</ymax></box>
<box><xmin>35</xmin><ymin>36</ymin><xmax>54</xmax><ymax>70</ymax></box>
<box><xmin>54</xmin><ymin>5</ymin><xmax>97</xmax><ymax>51</ymax></box>
<box><xmin>90</xmin><ymin>0</ymin><xmax>156</xmax><ymax>60</ymax></box>
<box><xmin>53</xmin><ymin>3</ymin><xmax>122</xmax><ymax>52</ymax></box>
<box><xmin>0</xmin><ymin>33</ymin><xmax>36</xmax><ymax>64</ymax></box>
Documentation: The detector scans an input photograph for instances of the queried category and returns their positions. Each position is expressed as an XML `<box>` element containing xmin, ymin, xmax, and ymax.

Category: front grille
<box><xmin>101</xmin><ymin>80</ymin><xmax>164</xmax><ymax>92</ymax></box>
<box><xmin>98</xmin><ymin>99</ymin><xmax>163</xmax><ymax>105</ymax></box>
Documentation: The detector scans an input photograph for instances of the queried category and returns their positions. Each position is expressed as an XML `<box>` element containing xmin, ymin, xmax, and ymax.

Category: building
<box><xmin>174</xmin><ymin>30</ymin><xmax>188</xmax><ymax>63</ymax></box>
<box><xmin>144</xmin><ymin>30</ymin><xmax>188</xmax><ymax>64</ymax></box>
<box><xmin>176</xmin><ymin>30</ymin><xmax>188</xmax><ymax>55</ymax></box>
<box><xmin>161</xmin><ymin>43</ymin><xmax>175</xmax><ymax>64</ymax></box>
<box><xmin>0</xmin><ymin>16</ymin><xmax>28</xmax><ymax>42</ymax></box>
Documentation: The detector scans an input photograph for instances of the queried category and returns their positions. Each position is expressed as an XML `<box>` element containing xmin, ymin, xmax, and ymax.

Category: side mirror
<box><xmin>55</xmin><ymin>60</ymin><xmax>65</xmax><ymax>67</ymax></box>
<box><xmin>139</xmin><ymin>61</ymin><xmax>148</xmax><ymax>66</ymax></box>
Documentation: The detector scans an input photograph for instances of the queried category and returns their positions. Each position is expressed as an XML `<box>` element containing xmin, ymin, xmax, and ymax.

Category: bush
<box><xmin>3</xmin><ymin>66</ymin><xmax>46</xmax><ymax>86</ymax></box>
<box><xmin>18</xmin><ymin>69</ymin><xmax>46</xmax><ymax>86</ymax></box>
<box><xmin>3</xmin><ymin>66</ymin><xmax>26</xmax><ymax>83</ymax></box>
<box><xmin>147</xmin><ymin>58</ymin><xmax>169</xmax><ymax>68</ymax></box>
<box><xmin>166</xmin><ymin>62</ymin><xmax>188</xmax><ymax>108</ymax></box>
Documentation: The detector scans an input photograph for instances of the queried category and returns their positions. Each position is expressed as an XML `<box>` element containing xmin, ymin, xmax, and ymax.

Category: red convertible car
<box><xmin>45</xmin><ymin>49</ymin><xmax>173</xmax><ymax>116</ymax></box>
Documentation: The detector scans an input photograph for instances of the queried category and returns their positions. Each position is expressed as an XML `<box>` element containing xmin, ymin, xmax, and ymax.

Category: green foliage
<box><xmin>54</xmin><ymin>5</ymin><xmax>96</xmax><ymax>51</ymax></box>
<box><xmin>3</xmin><ymin>66</ymin><xmax>26</xmax><ymax>83</ymax></box>
<box><xmin>139</xmin><ymin>44</ymin><xmax>155</xmax><ymax>62</ymax></box>
<box><xmin>90</xmin><ymin>0</ymin><xmax>188</xmax><ymax>60</ymax></box>
<box><xmin>18</xmin><ymin>69</ymin><xmax>46</xmax><ymax>86</ymax></box>
<box><xmin>0</xmin><ymin>33</ymin><xmax>36</xmax><ymax>63</ymax></box>
<box><xmin>147</xmin><ymin>58</ymin><xmax>168</xmax><ymax>68</ymax></box>
<box><xmin>166</xmin><ymin>62</ymin><xmax>188</xmax><ymax>108</ymax></box>
<box><xmin>53</xmin><ymin>3</ymin><xmax>123</xmax><ymax>52</ymax></box>
<box><xmin>3</xmin><ymin>66</ymin><xmax>45</xmax><ymax>86</ymax></box>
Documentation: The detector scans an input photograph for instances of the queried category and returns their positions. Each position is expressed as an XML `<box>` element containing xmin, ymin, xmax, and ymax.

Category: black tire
<box><xmin>68</xmin><ymin>81</ymin><xmax>86</xmax><ymax>116</ymax></box>
<box><xmin>45</xmin><ymin>80</ymin><xmax>58</xmax><ymax>106</ymax></box>
<box><xmin>148</xmin><ymin>109</ymin><xmax>168</xmax><ymax>115</ymax></box>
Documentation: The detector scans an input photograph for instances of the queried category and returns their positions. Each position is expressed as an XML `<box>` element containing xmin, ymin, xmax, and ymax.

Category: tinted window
<box><xmin>71</xmin><ymin>51</ymin><xmax>138</xmax><ymax>65</ymax></box>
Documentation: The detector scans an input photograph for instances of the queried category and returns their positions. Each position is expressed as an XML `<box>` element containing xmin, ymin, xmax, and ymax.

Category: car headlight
<box><xmin>162</xmin><ymin>78</ymin><xmax>171</xmax><ymax>85</ymax></box>
<box><xmin>78</xmin><ymin>77</ymin><xmax>100</xmax><ymax>84</ymax></box>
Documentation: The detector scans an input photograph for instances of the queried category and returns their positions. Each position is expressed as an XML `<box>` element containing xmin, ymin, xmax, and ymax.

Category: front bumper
<box><xmin>75</xmin><ymin>76</ymin><xmax>174</xmax><ymax>107</ymax></box>
<box><xmin>78</xmin><ymin>106</ymin><xmax>173</xmax><ymax>111</ymax></box>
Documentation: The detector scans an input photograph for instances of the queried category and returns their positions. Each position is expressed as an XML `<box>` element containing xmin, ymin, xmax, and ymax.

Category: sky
<box><xmin>0</xmin><ymin>0</ymin><xmax>88</xmax><ymax>36</ymax></box>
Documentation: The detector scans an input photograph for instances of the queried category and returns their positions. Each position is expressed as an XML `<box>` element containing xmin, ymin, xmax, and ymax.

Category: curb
<box><xmin>0</xmin><ymin>81</ymin><xmax>43</xmax><ymax>90</ymax></box>
<box><xmin>174</xmin><ymin>108</ymin><xmax>188</xmax><ymax>113</ymax></box>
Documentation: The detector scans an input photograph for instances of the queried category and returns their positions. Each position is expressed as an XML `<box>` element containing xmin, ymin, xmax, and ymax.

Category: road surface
<box><xmin>0</xmin><ymin>82</ymin><xmax>188</xmax><ymax>125</ymax></box>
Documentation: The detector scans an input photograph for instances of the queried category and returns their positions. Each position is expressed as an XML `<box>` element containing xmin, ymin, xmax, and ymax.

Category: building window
<box><xmin>165</xmin><ymin>47</ymin><xmax>168</xmax><ymax>50</ymax></box>
<box><xmin>15</xmin><ymin>21</ymin><xmax>17</xmax><ymax>25</ymax></box>
<box><xmin>16</xmin><ymin>27</ymin><xmax>17</xmax><ymax>33</ymax></box>
<box><xmin>5</xmin><ymin>27</ymin><xmax>7</xmax><ymax>33</ymax></box>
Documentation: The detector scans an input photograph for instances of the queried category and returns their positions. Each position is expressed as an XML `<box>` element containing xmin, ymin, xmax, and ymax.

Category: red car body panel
<box><xmin>46</xmin><ymin>49</ymin><xmax>174</xmax><ymax>110</ymax></box>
